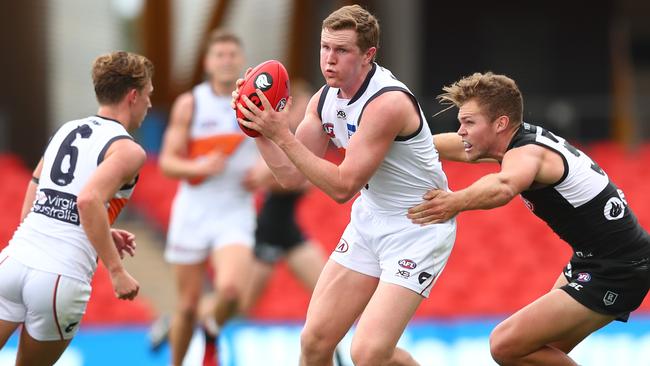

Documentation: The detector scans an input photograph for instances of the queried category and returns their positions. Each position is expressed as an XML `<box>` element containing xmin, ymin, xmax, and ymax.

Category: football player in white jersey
<box><xmin>158</xmin><ymin>29</ymin><xmax>258</xmax><ymax>366</ymax></box>
<box><xmin>408</xmin><ymin>72</ymin><xmax>650</xmax><ymax>365</ymax></box>
<box><xmin>234</xmin><ymin>5</ymin><xmax>457</xmax><ymax>366</ymax></box>
<box><xmin>0</xmin><ymin>51</ymin><xmax>153</xmax><ymax>365</ymax></box>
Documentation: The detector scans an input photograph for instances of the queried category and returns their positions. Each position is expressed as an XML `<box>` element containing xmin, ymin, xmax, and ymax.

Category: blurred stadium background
<box><xmin>1</xmin><ymin>0</ymin><xmax>649</xmax><ymax>365</ymax></box>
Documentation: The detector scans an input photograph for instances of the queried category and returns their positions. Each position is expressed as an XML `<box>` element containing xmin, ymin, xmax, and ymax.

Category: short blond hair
<box><xmin>322</xmin><ymin>5</ymin><xmax>379</xmax><ymax>57</ymax></box>
<box><xmin>438</xmin><ymin>72</ymin><xmax>523</xmax><ymax>127</ymax></box>
<box><xmin>92</xmin><ymin>51</ymin><xmax>154</xmax><ymax>105</ymax></box>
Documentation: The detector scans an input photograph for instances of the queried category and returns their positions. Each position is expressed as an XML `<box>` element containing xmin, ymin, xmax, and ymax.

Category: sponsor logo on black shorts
<box><xmin>568</xmin><ymin>282</ymin><xmax>583</xmax><ymax>291</ymax></box>
<box><xmin>33</xmin><ymin>189</ymin><xmax>80</xmax><ymax>225</ymax></box>
<box><xmin>603</xmin><ymin>291</ymin><xmax>618</xmax><ymax>306</ymax></box>
<box><xmin>576</xmin><ymin>272</ymin><xmax>591</xmax><ymax>282</ymax></box>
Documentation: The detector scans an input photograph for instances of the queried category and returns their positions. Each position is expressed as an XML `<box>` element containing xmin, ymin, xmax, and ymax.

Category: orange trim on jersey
<box><xmin>188</xmin><ymin>134</ymin><xmax>245</xmax><ymax>158</ymax></box>
<box><xmin>187</xmin><ymin>134</ymin><xmax>245</xmax><ymax>185</ymax></box>
<box><xmin>107</xmin><ymin>198</ymin><xmax>129</xmax><ymax>225</ymax></box>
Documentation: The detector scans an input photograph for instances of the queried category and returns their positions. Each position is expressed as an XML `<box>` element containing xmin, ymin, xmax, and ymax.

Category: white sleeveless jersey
<box><xmin>317</xmin><ymin>63</ymin><xmax>449</xmax><ymax>214</ymax></box>
<box><xmin>175</xmin><ymin>82</ymin><xmax>257</xmax><ymax>205</ymax></box>
<box><xmin>5</xmin><ymin>116</ymin><xmax>137</xmax><ymax>283</ymax></box>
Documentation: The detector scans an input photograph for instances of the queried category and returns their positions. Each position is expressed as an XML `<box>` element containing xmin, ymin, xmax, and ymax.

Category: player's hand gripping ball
<box><xmin>236</xmin><ymin>60</ymin><xmax>290</xmax><ymax>137</ymax></box>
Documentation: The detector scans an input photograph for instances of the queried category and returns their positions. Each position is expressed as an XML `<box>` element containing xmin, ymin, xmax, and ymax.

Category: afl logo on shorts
<box><xmin>604</xmin><ymin>197</ymin><xmax>625</xmax><ymax>221</ymax></box>
<box><xmin>254</xmin><ymin>73</ymin><xmax>273</xmax><ymax>91</ymax></box>
<box><xmin>335</xmin><ymin>239</ymin><xmax>349</xmax><ymax>253</ymax></box>
<box><xmin>398</xmin><ymin>259</ymin><xmax>417</xmax><ymax>270</ymax></box>
<box><xmin>576</xmin><ymin>272</ymin><xmax>591</xmax><ymax>282</ymax></box>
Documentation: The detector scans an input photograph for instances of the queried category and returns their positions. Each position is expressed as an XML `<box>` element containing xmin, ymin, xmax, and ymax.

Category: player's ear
<box><xmin>126</xmin><ymin>88</ymin><xmax>138</xmax><ymax>105</ymax></box>
<box><xmin>364</xmin><ymin>47</ymin><xmax>377</xmax><ymax>65</ymax></box>
<box><xmin>496</xmin><ymin>115</ymin><xmax>510</xmax><ymax>132</ymax></box>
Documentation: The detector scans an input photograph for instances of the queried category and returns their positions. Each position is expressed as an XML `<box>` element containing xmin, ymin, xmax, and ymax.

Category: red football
<box><xmin>236</xmin><ymin>60</ymin><xmax>290</xmax><ymax>137</ymax></box>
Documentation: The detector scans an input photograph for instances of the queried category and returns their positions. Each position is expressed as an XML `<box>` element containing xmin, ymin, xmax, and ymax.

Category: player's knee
<box><xmin>489</xmin><ymin>324</ymin><xmax>520</xmax><ymax>364</ymax></box>
<box><xmin>215</xmin><ymin>282</ymin><xmax>241</xmax><ymax>303</ymax></box>
<box><xmin>300</xmin><ymin>328</ymin><xmax>337</xmax><ymax>361</ymax></box>
<box><xmin>350</xmin><ymin>339</ymin><xmax>393</xmax><ymax>366</ymax></box>
<box><xmin>175</xmin><ymin>295</ymin><xmax>200</xmax><ymax>320</ymax></box>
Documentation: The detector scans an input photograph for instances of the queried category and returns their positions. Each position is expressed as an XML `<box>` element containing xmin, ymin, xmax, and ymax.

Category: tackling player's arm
<box><xmin>408</xmin><ymin>144</ymin><xmax>550</xmax><ymax>224</ymax></box>
<box><xmin>244</xmin><ymin>90</ymin><xmax>411</xmax><ymax>203</ymax></box>
<box><xmin>77</xmin><ymin>139</ymin><xmax>145</xmax><ymax>300</ymax></box>
<box><xmin>159</xmin><ymin>92</ymin><xmax>226</xmax><ymax>179</ymax></box>
<box><xmin>20</xmin><ymin>158</ymin><xmax>44</xmax><ymax>221</ymax></box>
<box><xmin>433</xmin><ymin>133</ymin><xmax>497</xmax><ymax>163</ymax></box>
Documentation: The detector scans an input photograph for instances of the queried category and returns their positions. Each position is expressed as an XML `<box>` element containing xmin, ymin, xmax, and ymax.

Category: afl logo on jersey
<box><xmin>254</xmin><ymin>73</ymin><xmax>273</xmax><ymax>91</ymax></box>
<box><xmin>323</xmin><ymin>122</ymin><xmax>335</xmax><ymax>138</ymax></box>
<box><xmin>604</xmin><ymin>196</ymin><xmax>625</xmax><ymax>221</ymax></box>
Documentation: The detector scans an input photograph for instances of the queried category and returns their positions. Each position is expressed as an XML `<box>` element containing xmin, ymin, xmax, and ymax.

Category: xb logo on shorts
<box><xmin>254</xmin><ymin>73</ymin><xmax>273</xmax><ymax>91</ymax></box>
<box><xmin>395</xmin><ymin>269</ymin><xmax>410</xmax><ymax>279</ymax></box>
<box><xmin>398</xmin><ymin>259</ymin><xmax>417</xmax><ymax>270</ymax></box>
<box><xmin>603</xmin><ymin>291</ymin><xmax>618</xmax><ymax>306</ymax></box>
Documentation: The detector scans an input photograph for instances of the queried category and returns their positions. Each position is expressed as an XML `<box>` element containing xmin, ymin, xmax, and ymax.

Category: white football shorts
<box><xmin>165</xmin><ymin>191</ymin><xmax>255</xmax><ymax>264</ymax></box>
<box><xmin>330</xmin><ymin>198</ymin><xmax>456</xmax><ymax>297</ymax></box>
<box><xmin>0</xmin><ymin>254</ymin><xmax>91</xmax><ymax>341</ymax></box>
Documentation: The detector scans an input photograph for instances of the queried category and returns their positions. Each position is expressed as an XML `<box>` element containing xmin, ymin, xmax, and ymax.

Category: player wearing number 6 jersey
<box><xmin>408</xmin><ymin>72</ymin><xmax>650</xmax><ymax>365</ymax></box>
<box><xmin>0</xmin><ymin>51</ymin><xmax>153</xmax><ymax>365</ymax></box>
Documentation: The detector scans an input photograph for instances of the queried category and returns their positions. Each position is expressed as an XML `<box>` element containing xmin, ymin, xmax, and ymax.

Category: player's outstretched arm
<box><xmin>433</xmin><ymin>133</ymin><xmax>497</xmax><ymax>163</ymax></box>
<box><xmin>77</xmin><ymin>139</ymin><xmax>145</xmax><ymax>300</ymax></box>
<box><xmin>20</xmin><ymin>158</ymin><xmax>43</xmax><ymax>221</ymax></box>
<box><xmin>408</xmin><ymin>145</ymin><xmax>544</xmax><ymax>224</ymax></box>
<box><xmin>433</xmin><ymin>133</ymin><xmax>468</xmax><ymax>162</ymax></box>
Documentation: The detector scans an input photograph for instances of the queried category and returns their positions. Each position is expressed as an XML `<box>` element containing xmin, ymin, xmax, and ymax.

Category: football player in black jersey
<box><xmin>408</xmin><ymin>72</ymin><xmax>650</xmax><ymax>365</ymax></box>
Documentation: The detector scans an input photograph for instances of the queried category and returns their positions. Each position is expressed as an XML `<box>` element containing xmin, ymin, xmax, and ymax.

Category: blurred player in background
<box><xmin>235</xmin><ymin>5</ymin><xmax>456</xmax><ymax>366</ymax></box>
<box><xmin>238</xmin><ymin>80</ymin><xmax>329</xmax><ymax>315</ymax></box>
<box><xmin>408</xmin><ymin>72</ymin><xmax>650</xmax><ymax>365</ymax></box>
<box><xmin>0</xmin><ymin>51</ymin><xmax>153</xmax><ymax>365</ymax></box>
<box><xmin>158</xmin><ymin>29</ymin><xmax>257</xmax><ymax>366</ymax></box>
